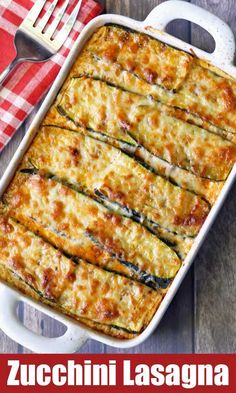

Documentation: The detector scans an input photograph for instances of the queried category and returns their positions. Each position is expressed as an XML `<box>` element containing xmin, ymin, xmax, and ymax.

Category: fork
<box><xmin>0</xmin><ymin>0</ymin><xmax>82</xmax><ymax>85</ymax></box>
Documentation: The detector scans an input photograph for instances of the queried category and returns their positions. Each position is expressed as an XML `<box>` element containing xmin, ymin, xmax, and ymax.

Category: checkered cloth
<box><xmin>0</xmin><ymin>0</ymin><xmax>103</xmax><ymax>152</ymax></box>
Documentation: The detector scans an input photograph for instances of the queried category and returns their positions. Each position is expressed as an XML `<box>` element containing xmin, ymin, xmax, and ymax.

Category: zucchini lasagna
<box><xmin>1</xmin><ymin>24</ymin><xmax>236</xmax><ymax>339</ymax></box>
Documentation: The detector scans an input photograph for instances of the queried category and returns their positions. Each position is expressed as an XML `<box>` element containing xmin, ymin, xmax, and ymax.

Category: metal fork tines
<box><xmin>0</xmin><ymin>0</ymin><xmax>83</xmax><ymax>85</ymax></box>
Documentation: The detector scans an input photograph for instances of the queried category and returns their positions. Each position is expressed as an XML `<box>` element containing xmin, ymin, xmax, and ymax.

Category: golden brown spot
<box><xmin>148</xmin><ymin>112</ymin><xmax>160</xmax><ymax>128</ymax></box>
<box><xmin>126</xmin><ymin>59</ymin><xmax>136</xmax><ymax>72</ymax></box>
<box><xmin>70</xmin><ymin>216</ymin><xmax>81</xmax><ymax>229</ymax></box>
<box><xmin>37</xmin><ymin>155</ymin><xmax>46</xmax><ymax>165</ymax></box>
<box><xmin>173</xmin><ymin>200</ymin><xmax>208</xmax><ymax>228</ymax></box>
<box><xmin>111</xmin><ymin>214</ymin><xmax>122</xmax><ymax>226</ymax></box>
<box><xmin>218</xmin><ymin>146</ymin><xmax>236</xmax><ymax>166</ymax></box>
<box><xmin>104</xmin><ymin>212</ymin><xmax>113</xmax><ymax>220</ymax></box>
<box><xmin>127</xmin><ymin>42</ymin><xmax>139</xmax><ymax>53</ymax></box>
<box><xmin>38</xmin><ymin>169</ymin><xmax>48</xmax><ymax>177</ymax></box>
<box><xmin>220</xmin><ymin>82</ymin><xmax>236</xmax><ymax>110</ymax></box>
<box><xmin>81</xmin><ymin>271</ymin><xmax>89</xmax><ymax>281</ymax></box>
<box><xmin>77</xmin><ymin>284</ymin><xmax>86</xmax><ymax>291</ymax></box>
<box><xmin>104</xmin><ymin>45</ymin><xmax>119</xmax><ymax>62</ymax></box>
<box><xmin>90</xmin><ymin>244</ymin><xmax>104</xmax><ymax>259</ymax></box>
<box><xmin>165</xmin><ymin>143</ymin><xmax>175</xmax><ymax>161</ymax></box>
<box><xmin>99</xmin><ymin>105</ymin><xmax>107</xmax><ymax>121</ymax></box>
<box><xmin>124</xmin><ymin>174</ymin><xmax>134</xmax><ymax>180</ymax></box>
<box><xmin>78</xmin><ymin>116</ymin><xmax>89</xmax><ymax>128</ymax></box>
<box><xmin>42</xmin><ymin>268</ymin><xmax>57</xmax><ymax>300</ymax></box>
<box><xmin>90</xmin><ymin>278</ymin><xmax>100</xmax><ymax>294</ymax></box>
<box><xmin>91</xmin><ymin>148</ymin><xmax>101</xmax><ymax>160</ymax></box>
<box><xmin>88</xmin><ymin>205</ymin><xmax>98</xmax><ymax>216</ymax></box>
<box><xmin>22</xmin><ymin>236</ymin><xmax>32</xmax><ymax>247</ymax></box>
<box><xmin>24</xmin><ymin>273</ymin><xmax>36</xmax><ymax>286</ymax></box>
<box><xmin>0</xmin><ymin>238</ymin><xmax>7</xmax><ymax>248</ymax></box>
<box><xmin>60</xmin><ymin>187</ymin><xmax>71</xmax><ymax>196</ymax></box>
<box><xmin>102</xmin><ymin>186</ymin><xmax>126</xmax><ymax>203</ymax></box>
<box><xmin>143</xmin><ymin>68</ymin><xmax>157</xmax><ymax>84</ymax></box>
<box><xmin>142</xmin><ymin>55</ymin><xmax>149</xmax><ymax>64</ymax></box>
<box><xmin>8</xmin><ymin>255</ymin><xmax>24</xmax><ymax>270</ymax></box>
<box><xmin>66</xmin><ymin>271</ymin><xmax>76</xmax><ymax>283</ymax></box>
<box><xmin>162</xmin><ymin>75</ymin><xmax>174</xmax><ymax>85</ymax></box>
<box><xmin>101</xmin><ymin>282</ymin><xmax>110</xmax><ymax>295</ymax></box>
<box><xmin>96</xmin><ymin>298</ymin><xmax>120</xmax><ymax>321</ymax></box>
<box><xmin>42</xmin><ymin>268</ymin><xmax>53</xmax><ymax>288</ymax></box>
<box><xmin>80</xmin><ymin>301</ymin><xmax>89</xmax><ymax>315</ymax></box>
<box><xmin>59</xmin><ymin>223</ymin><xmax>69</xmax><ymax>232</ymax></box>
<box><xmin>68</xmin><ymin>146</ymin><xmax>80</xmax><ymax>165</ymax></box>
<box><xmin>52</xmin><ymin>201</ymin><xmax>65</xmax><ymax>221</ymax></box>
<box><xmin>0</xmin><ymin>217</ymin><xmax>14</xmax><ymax>234</ymax></box>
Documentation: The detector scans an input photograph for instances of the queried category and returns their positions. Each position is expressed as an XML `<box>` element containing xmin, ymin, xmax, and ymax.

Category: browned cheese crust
<box><xmin>1</xmin><ymin>24</ymin><xmax>236</xmax><ymax>339</ymax></box>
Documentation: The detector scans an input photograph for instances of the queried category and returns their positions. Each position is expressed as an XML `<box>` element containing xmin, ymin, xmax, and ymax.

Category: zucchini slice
<box><xmin>4</xmin><ymin>172</ymin><xmax>182</xmax><ymax>289</ymax></box>
<box><xmin>57</xmin><ymin>77</ymin><xmax>236</xmax><ymax>181</ymax></box>
<box><xmin>67</xmin><ymin>50</ymin><xmax>234</xmax><ymax>143</ymax></box>
<box><xmin>84</xmin><ymin>25</ymin><xmax>236</xmax><ymax>135</ymax></box>
<box><xmin>43</xmin><ymin>113</ymin><xmax>224</xmax><ymax>206</ymax></box>
<box><xmin>87</xmin><ymin>25</ymin><xmax>193</xmax><ymax>91</ymax></box>
<box><xmin>0</xmin><ymin>210</ymin><xmax>161</xmax><ymax>334</ymax></box>
<box><xmin>22</xmin><ymin>126</ymin><xmax>209</xmax><ymax>238</ymax></box>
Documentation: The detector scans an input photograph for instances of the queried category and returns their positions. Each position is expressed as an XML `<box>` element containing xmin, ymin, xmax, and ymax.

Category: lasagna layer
<box><xmin>0</xmin><ymin>209</ymin><xmax>160</xmax><ymax>336</ymax></box>
<box><xmin>4</xmin><ymin>172</ymin><xmax>182</xmax><ymax>288</ymax></box>
<box><xmin>87</xmin><ymin>25</ymin><xmax>193</xmax><ymax>91</ymax></box>
<box><xmin>65</xmin><ymin>50</ymin><xmax>233</xmax><ymax>142</ymax></box>
<box><xmin>22</xmin><ymin>126</ymin><xmax>209</xmax><ymax>241</ymax></box>
<box><xmin>44</xmin><ymin>106</ymin><xmax>223</xmax><ymax>205</ymax></box>
<box><xmin>84</xmin><ymin>25</ymin><xmax>236</xmax><ymax>135</ymax></box>
<box><xmin>2</xmin><ymin>24</ymin><xmax>236</xmax><ymax>339</ymax></box>
<box><xmin>57</xmin><ymin>77</ymin><xmax>236</xmax><ymax>182</ymax></box>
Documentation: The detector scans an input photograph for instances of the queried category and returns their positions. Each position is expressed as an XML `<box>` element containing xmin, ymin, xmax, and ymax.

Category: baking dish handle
<box><xmin>0</xmin><ymin>285</ymin><xmax>89</xmax><ymax>353</ymax></box>
<box><xmin>143</xmin><ymin>0</ymin><xmax>235</xmax><ymax>65</ymax></box>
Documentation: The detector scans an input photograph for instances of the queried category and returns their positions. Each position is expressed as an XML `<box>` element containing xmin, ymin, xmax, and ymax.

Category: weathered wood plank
<box><xmin>191</xmin><ymin>0</ymin><xmax>236</xmax><ymax>353</ymax></box>
<box><xmin>105</xmin><ymin>270</ymin><xmax>194</xmax><ymax>354</ymax></box>
<box><xmin>0</xmin><ymin>128</ymin><xmax>25</xmax><ymax>178</ymax></box>
<box><xmin>193</xmin><ymin>184</ymin><xmax>236</xmax><ymax>353</ymax></box>
<box><xmin>0</xmin><ymin>124</ymin><xmax>25</xmax><ymax>353</ymax></box>
<box><xmin>0</xmin><ymin>331</ymin><xmax>21</xmax><ymax>354</ymax></box>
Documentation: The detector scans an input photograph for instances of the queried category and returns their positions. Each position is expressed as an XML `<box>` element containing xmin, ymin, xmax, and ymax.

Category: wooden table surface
<box><xmin>0</xmin><ymin>0</ymin><xmax>235</xmax><ymax>354</ymax></box>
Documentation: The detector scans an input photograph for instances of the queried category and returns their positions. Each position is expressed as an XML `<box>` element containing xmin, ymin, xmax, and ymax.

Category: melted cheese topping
<box><xmin>58</xmin><ymin>77</ymin><xmax>236</xmax><ymax>181</ymax></box>
<box><xmin>68</xmin><ymin>50</ymin><xmax>230</xmax><ymax>140</ymax></box>
<box><xmin>44</xmin><ymin>101</ymin><xmax>223</xmax><ymax>205</ymax></box>
<box><xmin>2</xmin><ymin>24</ymin><xmax>236</xmax><ymax>339</ymax></box>
<box><xmin>22</xmin><ymin>126</ymin><xmax>196</xmax><ymax>258</ymax></box>
<box><xmin>5</xmin><ymin>173</ymin><xmax>181</xmax><ymax>281</ymax></box>
<box><xmin>22</xmin><ymin>128</ymin><xmax>209</xmax><ymax>237</ymax></box>
<box><xmin>86</xmin><ymin>25</ymin><xmax>236</xmax><ymax>134</ymax></box>
<box><xmin>0</xmin><ymin>212</ymin><xmax>159</xmax><ymax>333</ymax></box>
<box><xmin>88</xmin><ymin>26</ymin><xmax>193</xmax><ymax>90</ymax></box>
<box><xmin>174</xmin><ymin>63</ymin><xmax>236</xmax><ymax>135</ymax></box>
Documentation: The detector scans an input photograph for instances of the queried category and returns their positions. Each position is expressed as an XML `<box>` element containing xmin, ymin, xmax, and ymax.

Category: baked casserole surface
<box><xmin>1</xmin><ymin>25</ymin><xmax>236</xmax><ymax>339</ymax></box>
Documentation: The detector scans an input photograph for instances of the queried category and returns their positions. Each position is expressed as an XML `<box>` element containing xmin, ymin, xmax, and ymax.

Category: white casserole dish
<box><xmin>0</xmin><ymin>0</ymin><xmax>235</xmax><ymax>354</ymax></box>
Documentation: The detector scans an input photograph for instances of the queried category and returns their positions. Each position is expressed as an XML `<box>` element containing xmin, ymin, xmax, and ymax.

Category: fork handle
<box><xmin>0</xmin><ymin>57</ymin><xmax>20</xmax><ymax>85</ymax></box>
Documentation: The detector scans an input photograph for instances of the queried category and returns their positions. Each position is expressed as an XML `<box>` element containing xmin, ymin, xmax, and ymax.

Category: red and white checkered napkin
<box><xmin>0</xmin><ymin>0</ymin><xmax>103</xmax><ymax>152</ymax></box>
